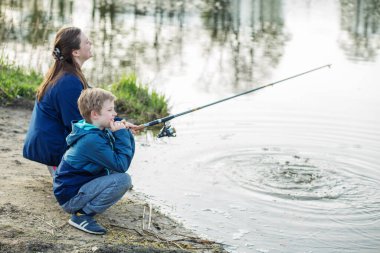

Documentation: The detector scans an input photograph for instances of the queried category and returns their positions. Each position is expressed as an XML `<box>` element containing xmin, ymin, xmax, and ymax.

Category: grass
<box><xmin>110</xmin><ymin>73</ymin><xmax>169</xmax><ymax>124</ymax></box>
<box><xmin>0</xmin><ymin>59</ymin><xmax>169</xmax><ymax>123</ymax></box>
<box><xmin>0</xmin><ymin>59</ymin><xmax>42</xmax><ymax>106</ymax></box>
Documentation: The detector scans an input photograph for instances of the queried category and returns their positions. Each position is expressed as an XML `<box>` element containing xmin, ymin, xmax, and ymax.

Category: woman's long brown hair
<box><xmin>36</xmin><ymin>27</ymin><xmax>89</xmax><ymax>101</ymax></box>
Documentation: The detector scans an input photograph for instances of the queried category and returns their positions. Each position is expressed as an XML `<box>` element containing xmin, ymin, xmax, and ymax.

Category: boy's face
<box><xmin>92</xmin><ymin>99</ymin><xmax>117</xmax><ymax>129</ymax></box>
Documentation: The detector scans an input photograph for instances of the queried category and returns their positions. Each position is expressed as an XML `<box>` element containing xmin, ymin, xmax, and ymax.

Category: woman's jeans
<box><xmin>47</xmin><ymin>166</ymin><xmax>56</xmax><ymax>176</ymax></box>
<box><xmin>61</xmin><ymin>173</ymin><xmax>132</xmax><ymax>215</ymax></box>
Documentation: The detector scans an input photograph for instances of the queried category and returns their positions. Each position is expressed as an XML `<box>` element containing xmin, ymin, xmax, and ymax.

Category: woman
<box><xmin>23</xmin><ymin>27</ymin><xmax>93</xmax><ymax>176</ymax></box>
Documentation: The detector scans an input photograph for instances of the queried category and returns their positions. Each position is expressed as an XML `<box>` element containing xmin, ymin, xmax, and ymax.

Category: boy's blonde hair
<box><xmin>78</xmin><ymin>88</ymin><xmax>116</xmax><ymax>123</ymax></box>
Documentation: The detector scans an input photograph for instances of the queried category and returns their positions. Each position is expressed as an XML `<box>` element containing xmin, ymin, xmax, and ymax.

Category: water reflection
<box><xmin>200</xmin><ymin>0</ymin><xmax>287</xmax><ymax>90</ymax></box>
<box><xmin>1</xmin><ymin>0</ymin><xmax>287</xmax><ymax>92</ymax></box>
<box><xmin>25</xmin><ymin>0</ymin><xmax>52</xmax><ymax>45</ymax></box>
<box><xmin>2</xmin><ymin>0</ymin><xmax>380</xmax><ymax>86</ymax></box>
<box><xmin>87</xmin><ymin>0</ymin><xmax>190</xmax><ymax>85</ymax></box>
<box><xmin>339</xmin><ymin>0</ymin><xmax>380</xmax><ymax>61</ymax></box>
<box><xmin>0</xmin><ymin>0</ymin><xmax>74</xmax><ymax>45</ymax></box>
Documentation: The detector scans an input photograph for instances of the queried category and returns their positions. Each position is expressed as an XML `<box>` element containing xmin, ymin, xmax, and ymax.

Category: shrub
<box><xmin>0</xmin><ymin>59</ymin><xmax>42</xmax><ymax>106</ymax></box>
<box><xmin>110</xmin><ymin>74</ymin><xmax>169</xmax><ymax>124</ymax></box>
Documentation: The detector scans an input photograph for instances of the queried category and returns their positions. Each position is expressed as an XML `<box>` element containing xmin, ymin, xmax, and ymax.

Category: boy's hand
<box><xmin>110</xmin><ymin>120</ymin><xmax>126</xmax><ymax>132</ymax></box>
<box><xmin>120</xmin><ymin>120</ymin><xmax>142</xmax><ymax>135</ymax></box>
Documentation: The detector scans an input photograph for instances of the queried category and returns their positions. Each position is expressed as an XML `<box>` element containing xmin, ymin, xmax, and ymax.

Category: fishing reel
<box><xmin>157</xmin><ymin>121</ymin><xmax>176</xmax><ymax>138</ymax></box>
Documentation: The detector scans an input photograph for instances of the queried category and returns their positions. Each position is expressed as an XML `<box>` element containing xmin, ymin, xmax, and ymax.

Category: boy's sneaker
<box><xmin>68</xmin><ymin>214</ymin><xmax>107</xmax><ymax>235</ymax></box>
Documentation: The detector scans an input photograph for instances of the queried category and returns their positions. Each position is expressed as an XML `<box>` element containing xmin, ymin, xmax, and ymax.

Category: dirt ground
<box><xmin>0</xmin><ymin>106</ymin><xmax>226</xmax><ymax>253</ymax></box>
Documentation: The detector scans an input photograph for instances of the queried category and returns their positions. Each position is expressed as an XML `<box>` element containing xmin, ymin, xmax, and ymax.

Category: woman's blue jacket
<box><xmin>23</xmin><ymin>74</ymin><xmax>84</xmax><ymax>166</ymax></box>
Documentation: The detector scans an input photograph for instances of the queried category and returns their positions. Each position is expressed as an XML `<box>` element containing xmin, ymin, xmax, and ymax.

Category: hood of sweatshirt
<box><xmin>66</xmin><ymin>120</ymin><xmax>102</xmax><ymax>147</ymax></box>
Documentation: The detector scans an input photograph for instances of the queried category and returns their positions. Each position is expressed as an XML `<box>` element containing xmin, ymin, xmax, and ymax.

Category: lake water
<box><xmin>1</xmin><ymin>0</ymin><xmax>380</xmax><ymax>252</ymax></box>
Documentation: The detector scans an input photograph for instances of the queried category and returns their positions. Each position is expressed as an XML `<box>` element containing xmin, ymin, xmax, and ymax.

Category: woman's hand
<box><xmin>110</xmin><ymin>120</ymin><xmax>126</xmax><ymax>132</ymax></box>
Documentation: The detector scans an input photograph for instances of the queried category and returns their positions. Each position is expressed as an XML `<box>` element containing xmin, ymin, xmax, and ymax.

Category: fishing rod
<box><xmin>138</xmin><ymin>64</ymin><xmax>331</xmax><ymax>137</ymax></box>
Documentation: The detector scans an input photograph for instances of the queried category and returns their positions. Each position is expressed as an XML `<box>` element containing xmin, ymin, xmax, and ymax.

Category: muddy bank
<box><xmin>0</xmin><ymin>106</ymin><xmax>226</xmax><ymax>253</ymax></box>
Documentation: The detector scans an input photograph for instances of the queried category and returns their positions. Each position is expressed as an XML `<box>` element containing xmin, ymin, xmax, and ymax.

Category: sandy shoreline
<box><xmin>0</xmin><ymin>106</ymin><xmax>226</xmax><ymax>253</ymax></box>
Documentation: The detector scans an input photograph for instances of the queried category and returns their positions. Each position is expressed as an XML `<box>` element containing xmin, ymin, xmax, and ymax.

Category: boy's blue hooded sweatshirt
<box><xmin>53</xmin><ymin>120</ymin><xmax>135</xmax><ymax>205</ymax></box>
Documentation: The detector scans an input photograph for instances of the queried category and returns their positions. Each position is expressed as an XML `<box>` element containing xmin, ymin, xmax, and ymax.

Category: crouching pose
<box><xmin>53</xmin><ymin>88</ymin><xmax>136</xmax><ymax>235</ymax></box>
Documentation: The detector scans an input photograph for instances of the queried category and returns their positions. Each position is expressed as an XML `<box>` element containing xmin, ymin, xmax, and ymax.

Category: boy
<box><xmin>53</xmin><ymin>88</ymin><xmax>136</xmax><ymax>235</ymax></box>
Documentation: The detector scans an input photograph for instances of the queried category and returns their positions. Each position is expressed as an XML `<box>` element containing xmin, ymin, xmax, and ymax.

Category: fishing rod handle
<box><xmin>134</xmin><ymin>121</ymin><xmax>157</xmax><ymax>130</ymax></box>
<box><xmin>140</xmin><ymin>115</ymin><xmax>176</xmax><ymax>128</ymax></box>
<box><xmin>143</xmin><ymin>119</ymin><xmax>163</xmax><ymax>127</ymax></box>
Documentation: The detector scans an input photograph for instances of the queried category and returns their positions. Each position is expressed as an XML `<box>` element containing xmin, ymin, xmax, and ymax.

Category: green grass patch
<box><xmin>0</xmin><ymin>59</ymin><xmax>169</xmax><ymax>123</ymax></box>
<box><xmin>110</xmin><ymin>74</ymin><xmax>169</xmax><ymax>124</ymax></box>
<box><xmin>0</xmin><ymin>59</ymin><xmax>42</xmax><ymax>106</ymax></box>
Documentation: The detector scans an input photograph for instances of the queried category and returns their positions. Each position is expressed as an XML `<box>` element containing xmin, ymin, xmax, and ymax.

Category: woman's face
<box><xmin>73</xmin><ymin>32</ymin><xmax>92</xmax><ymax>65</ymax></box>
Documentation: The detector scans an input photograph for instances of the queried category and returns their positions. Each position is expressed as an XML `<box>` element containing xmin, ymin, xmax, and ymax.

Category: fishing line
<box><xmin>138</xmin><ymin>64</ymin><xmax>332</xmax><ymax>137</ymax></box>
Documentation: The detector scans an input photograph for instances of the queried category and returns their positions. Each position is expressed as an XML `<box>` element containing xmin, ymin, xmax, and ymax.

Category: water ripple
<box><xmin>204</xmin><ymin>146</ymin><xmax>380</xmax><ymax>244</ymax></box>
<box><xmin>210</xmin><ymin>147</ymin><xmax>360</xmax><ymax>201</ymax></box>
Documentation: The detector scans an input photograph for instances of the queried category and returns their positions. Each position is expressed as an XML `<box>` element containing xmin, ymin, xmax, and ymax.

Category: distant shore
<box><xmin>0</xmin><ymin>106</ymin><xmax>226</xmax><ymax>253</ymax></box>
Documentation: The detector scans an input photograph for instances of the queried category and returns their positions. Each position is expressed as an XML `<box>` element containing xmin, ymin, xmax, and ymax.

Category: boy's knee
<box><xmin>117</xmin><ymin>173</ymin><xmax>132</xmax><ymax>192</ymax></box>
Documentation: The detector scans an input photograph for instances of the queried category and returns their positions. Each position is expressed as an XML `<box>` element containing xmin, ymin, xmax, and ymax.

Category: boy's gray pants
<box><xmin>61</xmin><ymin>173</ymin><xmax>132</xmax><ymax>215</ymax></box>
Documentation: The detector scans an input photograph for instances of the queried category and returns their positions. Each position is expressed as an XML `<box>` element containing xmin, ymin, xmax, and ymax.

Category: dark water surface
<box><xmin>2</xmin><ymin>0</ymin><xmax>380</xmax><ymax>252</ymax></box>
